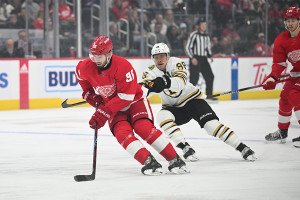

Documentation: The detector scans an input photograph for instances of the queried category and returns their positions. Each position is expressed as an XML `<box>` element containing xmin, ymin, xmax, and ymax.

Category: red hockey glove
<box><xmin>148</xmin><ymin>75</ymin><xmax>171</xmax><ymax>93</ymax></box>
<box><xmin>89</xmin><ymin>105</ymin><xmax>112</xmax><ymax>129</ymax></box>
<box><xmin>262</xmin><ymin>73</ymin><xmax>277</xmax><ymax>90</ymax></box>
<box><xmin>82</xmin><ymin>88</ymin><xmax>103</xmax><ymax>108</ymax></box>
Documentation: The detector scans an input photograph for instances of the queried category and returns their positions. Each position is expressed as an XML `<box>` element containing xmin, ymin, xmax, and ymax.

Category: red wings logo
<box><xmin>287</xmin><ymin>49</ymin><xmax>300</xmax><ymax>63</ymax></box>
<box><xmin>95</xmin><ymin>82</ymin><xmax>116</xmax><ymax>98</ymax></box>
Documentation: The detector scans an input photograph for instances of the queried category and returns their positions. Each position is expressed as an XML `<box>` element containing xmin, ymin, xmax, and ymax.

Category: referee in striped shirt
<box><xmin>185</xmin><ymin>18</ymin><xmax>217</xmax><ymax>101</ymax></box>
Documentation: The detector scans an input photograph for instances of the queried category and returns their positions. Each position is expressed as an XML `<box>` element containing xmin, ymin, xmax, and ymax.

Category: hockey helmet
<box><xmin>284</xmin><ymin>7</ymin><xmax>300</xmax><ymax>20</ymax></box>
<box><xmin>90</xmin><ymin>35</ymin><xmax>113</xmax><ymax>55</ymax></box>
<box><xmin>151</xmin><ymin>43</ymin><xmax>170</xmax><ymax>59</ymax></box>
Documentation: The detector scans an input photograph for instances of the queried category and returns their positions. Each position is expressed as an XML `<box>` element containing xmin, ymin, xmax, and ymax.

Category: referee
<box><xmin>185</xmin><ymin>18</ymin><xmax>217</xmax><ymax>101</ymax></box>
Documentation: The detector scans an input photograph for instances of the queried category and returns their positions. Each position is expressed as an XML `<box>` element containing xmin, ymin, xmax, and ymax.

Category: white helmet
<box><xmin>151</xmin><ymin>43</ymin><xmax>170</xmax><ymax>59</ymax></box>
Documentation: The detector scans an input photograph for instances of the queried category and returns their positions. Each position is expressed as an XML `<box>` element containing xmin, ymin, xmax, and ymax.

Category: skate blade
<box><xmin>264</xmin><ymin>139</ymin><xmax>286</xmax><ymax>144</ymax></box>
<box><xmin>186</xmin><ymin>155</ymin><xmax>199</xmax><ymax>162</ymax></box>
<box><xmin>245</xmin><ymin>154</ymin><xmax>257</xmax><ymax>161</ymax></box>
<box><xmin>143</xmin><ymin>168</ymin><xmax>165</xmax><ymax>176</ymax></box>
<box><xmin>293</xmin><ymin>141</ymin><xmax>300</xmax><ymax>148</ymax></box>
<box><xmin>170</xmin><ymin>166</ymin><xmax>190</xmax><ymax>174</ymax></box>
<box><xmin>206</xmin><ymin>100</ymin><xmax>219</xmax><ymax>104</ymax></box>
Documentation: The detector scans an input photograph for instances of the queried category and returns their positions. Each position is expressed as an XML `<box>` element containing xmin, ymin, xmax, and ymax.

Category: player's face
<box><xmin>93</xmin><ymin>54</ymin><xmax>107</xmax><ymax>67</ymax></box>
<box><xmin>153</xmin><ymin>53</ymin><xmax>168</xmax><ymax>71</ymax></box>
<box><xmin>286</xmin><ymin>18</ymin><xmax>299</xmax><ymax>32</ymax></box>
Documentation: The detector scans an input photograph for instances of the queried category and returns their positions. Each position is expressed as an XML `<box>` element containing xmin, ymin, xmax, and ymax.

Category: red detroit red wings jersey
<box><xmin>75</xmin><ymin>55</ymin><xmax>146</xmax><ymax>113</ymax></box>
<box><xmin>272</xmin><ymin>30</ymin><xmax>300</xmax><ymax>77</ymax></box>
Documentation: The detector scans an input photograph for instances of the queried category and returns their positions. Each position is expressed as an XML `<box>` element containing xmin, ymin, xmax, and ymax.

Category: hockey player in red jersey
<box><xmin>75</xmin><ymin>35</ymin><xmax>189</xmax><ymax>175</ymax></box>
<box><xmin>263</xmin><ymin>7</ymin><xmax>300</xmax><ymax>148</ymax></box>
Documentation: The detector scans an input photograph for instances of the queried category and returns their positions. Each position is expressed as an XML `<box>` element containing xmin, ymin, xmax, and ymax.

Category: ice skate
<box><xmin>236</xmin><ymin>143</ymin><xmax>257</xmax><ymax>161</ymax></box>
<box><xmin>241</xmin><ymin>146</ymin><xmax>257</xmax><ymax>161</ymax></box>
<box><xmin>182</xmin><ymin>145</ymin><xmax>199</xmax><ymax>162</ymax></box>
<box><xmin>265</xmin><ymin>129</ymin><xmax>288</xmax><ymax>144</ymax></box>
<box><xmin>292</xmin><ymin>136</ymin><xmax>300</xmax><ymax>148</ymax></box>
<box><xmin>168</xmin><ymin>154</ymin><xmax>190</xmax><ymax>174</ymax></box>
<box><xmin>141</xmin><ymin>154</ymin><xmax>164</xmax><ymax>176</ymax></box>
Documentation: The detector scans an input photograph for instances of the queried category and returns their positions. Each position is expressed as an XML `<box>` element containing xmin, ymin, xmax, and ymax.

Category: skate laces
<box><xmin>182</xmin><ymin>146</ymin><xmax>191</xmax><ymax>154</ymax></box>
<box><xmin>144</xmin><ymin>155</ymin><xmax>152</xmax><ymax>165</ymax></box>
<box><xmin>270</xmin><ymin>130</ymin><xmax>282</xmax><ymax>139</ymax></box>
<box><xmin>241</xmin><ymin>147</ymin><xmax>250</xmax><ymax>157</ymax></box>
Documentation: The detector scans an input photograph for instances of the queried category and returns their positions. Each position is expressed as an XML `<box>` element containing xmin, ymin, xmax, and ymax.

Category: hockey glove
<box><xmin>262</xmin><ymin>73</ymin><xmax>277</xmax><ymax>90</ymax></box>
<box><xmin>82</xmin><ymin>88</ymin><xmax>103</xmax><ymax>108</ymax></box>
<box><xmin>89</xmin><ymin>105</ymin><xmax>112</xmax><ymax>129</ymax></box>
<box><xmin>148</xmin><ymin>75</ymin><xmax>171</xmax><ymax>93</ymax></box>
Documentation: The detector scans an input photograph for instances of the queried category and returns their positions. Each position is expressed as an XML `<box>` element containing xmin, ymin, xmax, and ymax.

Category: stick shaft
<box><xmin>207</xmin><ymin>78</ymin><xmax>294</xmax><ymax>98</ymax></box>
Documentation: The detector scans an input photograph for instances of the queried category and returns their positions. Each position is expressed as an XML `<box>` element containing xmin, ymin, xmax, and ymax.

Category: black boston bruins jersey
<box><xmin>142</xmin><ymin>57</ymin><xmax>206</xmax><ymax>107</ymax></box>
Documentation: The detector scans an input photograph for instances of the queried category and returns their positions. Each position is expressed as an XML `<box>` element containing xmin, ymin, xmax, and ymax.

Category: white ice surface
<box><xmin>0</xmin><ymin>99</ymin><xmax>299</xmax><ymax>200</ymax></box>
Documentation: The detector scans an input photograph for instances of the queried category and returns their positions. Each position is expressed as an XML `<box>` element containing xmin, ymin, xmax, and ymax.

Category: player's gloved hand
<box><xmin>139</xmin><ymin>82</ymin><xmax>151</xmax><ymax>89</ymax></box>
<box><xmin>89</xmin><ymin>105</ymin><xmax>112</xmax><ymax>129</ymax></box>
<box><xmin>262</xmin><ymin>74</ymin><xmax>277</xmax><ymax>90</ymax></box>
<box><xmin>148</xmin><ymin>75</ymin><xmax>171</xmax><ymax>93</ymax></box>
<box><xmin>82</xmin><ymin>88</ymin><xmax>103</xmax><ymax>108</ymax></box>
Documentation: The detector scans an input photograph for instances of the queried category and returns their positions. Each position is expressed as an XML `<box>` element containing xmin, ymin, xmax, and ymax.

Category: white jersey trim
<box><xmin>118</xmin><ymin>93</ymin><xmax>135</xmax><ymax>101</ymax></box>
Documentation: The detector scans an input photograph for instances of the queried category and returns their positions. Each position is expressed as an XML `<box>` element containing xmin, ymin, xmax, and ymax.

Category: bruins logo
<box><xmin>148</xmin><ymin>65</ymin><xmax>155</xmax><ymax>70</ymax></box>
<box><xmin>163</xmin><ymin>89</ymin><xmax>182</xmax><ymax>98</ymax></box>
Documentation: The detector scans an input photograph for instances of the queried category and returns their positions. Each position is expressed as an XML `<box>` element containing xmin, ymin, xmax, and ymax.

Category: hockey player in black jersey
<box><xmin>142</xmin><ymin>43</ymin><xmax>257</xmax><ymax>161</ymax></box>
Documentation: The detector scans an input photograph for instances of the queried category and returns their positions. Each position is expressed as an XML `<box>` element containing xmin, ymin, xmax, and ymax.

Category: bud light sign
<box><xmin>45</xmin><ymin>66</ymin><xmax>81</xmax><ymax>92</ymax></box>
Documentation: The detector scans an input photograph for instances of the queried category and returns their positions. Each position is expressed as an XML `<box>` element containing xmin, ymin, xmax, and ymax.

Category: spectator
<box><xmin>150</xmin><ymin>13</ymin><xmax>167</xmax><ymax>35</ymax></box>
<box><xmin>221</xmin><ymin>19</ymin><xmax>240</xmax><ymax>50</ymax></box>
<box><xmin>14</xmin><ymin>30</ymin><xmax>32</xmax><ymax>56</ymax></box>
<box><xmin>5</xmin><ymin>0</ymin><xmax>21</xmax><ymax>16</ymax></box>
<box><xmin>128</xmin><ymin>9</ymin><xmax>142</xmax><ymax>47</ymax></box>
<box><xmin>216</xmin><ymin>0</ymin><xmax>232</xmax><ymax>26</ymax></box>
<box><xmin>163</xmin><ymin>9</ymin><xmax>179</xmax><ymax>30</ymax></box>
<box><xmin>0</xmin><ymin>39</ymin><xmax>22</xmax><ymax>58</ymax></box>
<box><xmin>6</xmin><ymin>14</ymin><xmax>22</xmax><ymax>29</ymax></box>
<box><xmin>246</xmin><ymin>1</ymin><xmax>262</xmax><ymax>22</ymax></box>
<box><xmin>142</xmin><ymin>13</ymin><xmax>151</xmax><ymax>33</ymax></box>
<box><xmin>212</xmin><ymin>36</ymin><xmax>231</xmax><ymax>56</ymax></box>
<box><xmin>154</xmin><ymin>22</ymin><xmax>169</xmax><ymax>45</ymax></box>
<box><xmin>18</xmin><ymin>8</ymin><xmax>34</xmax><ymax>29</ymax></box>
<box><xmin>269</xmin><ymin>2</ymin><xmax>284</xmax><ymax>21</ymax></box>
<box><xmin>178</xmin><ymin>22</ymin><xmax>189</xmax><ymax>47</ymax></box>
<box><xmin>0</xmin><ymin>0</ymin><xmax>8</xmax><ymax>22</ymax></box>
<box><xmin>109</xmin><ymin>22</ymin><xmax>127</xmax><ymax>57</ymax></box>
<box><xmin>254</xmin><ymin>33</ymin><xmax>272</xmax><ymax>56</ymax></box>
<box><xmin>21</xmin><ymin>0</ymin><xmax>39</xmax><ymax>22</ymax></box>
<box><xmin>166</xmin><ymin>25</ymin><xmax>184</xmax><ymax>54</ymax></box>
<box><xmin>58</xmin><ymin>0</ymin><xmax>75</xmax><ymax>22</ymax></box>
<box><xmin>143</xmin><ymin>0</ymin><xmax>163</xmax><ymax>20</ymax></box>
<box><xmin>33</xmin><ymin>8</ymin><xmax>45</xmax><ymax>29</ymax></box>
<box><xmin>40</xmin><ymin>0</ymin><xmax>53</xmax><ymax>11</ymax></box>
<box><xmin>112</xmin><ymin>0</ymin><xmax>127</xmax><ymax>20</ymax></box>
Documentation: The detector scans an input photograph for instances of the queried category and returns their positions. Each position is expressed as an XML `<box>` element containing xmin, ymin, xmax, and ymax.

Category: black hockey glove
<box><xmin>148</xmin><ymin>75</ymin><xmax>171</xmax><ymax>93</ymax></box>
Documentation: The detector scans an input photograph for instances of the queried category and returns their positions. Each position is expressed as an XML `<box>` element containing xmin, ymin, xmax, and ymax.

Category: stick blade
<box><xmin>74</xmin><ymin>174</ymin><xmax>95</xmax><ymax>182</ymax></box>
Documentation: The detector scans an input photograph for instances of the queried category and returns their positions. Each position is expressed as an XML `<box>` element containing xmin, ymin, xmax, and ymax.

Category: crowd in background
<box><xmin>0</xmin><ymin>0</ymin><xmax>299</xmax><ymax>58</ymax></box>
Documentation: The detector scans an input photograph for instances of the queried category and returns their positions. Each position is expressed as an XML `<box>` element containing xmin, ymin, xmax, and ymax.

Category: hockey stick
<box><xmin>207</xmin><ymin>77</ymin><xmax>294</xmax><ymax>99</ymax></box>
<box><xmin>74</xmin><ymin>107</ymin><xmax>99</xmax><ymax>182</ymax></box>
<box><xmin>62</xmin><ymin>75</ymin><xmax>292</xmax><ymax>108</ymax></box>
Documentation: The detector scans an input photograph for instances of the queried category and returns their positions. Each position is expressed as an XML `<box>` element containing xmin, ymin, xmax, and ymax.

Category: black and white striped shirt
<box><xmin>185</xmin><ymin>31</ymin><xmax>212</xmax><ymax>58</ymax></box>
